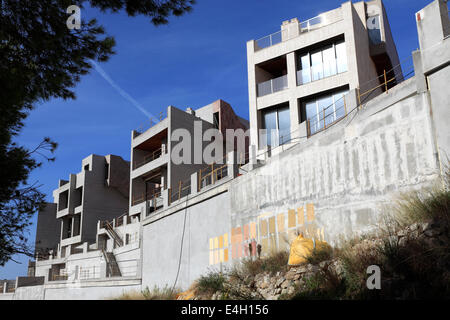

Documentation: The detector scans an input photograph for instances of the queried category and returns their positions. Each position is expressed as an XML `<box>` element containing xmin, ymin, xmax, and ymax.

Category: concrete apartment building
<box><xmin>35</xmin><ymin>154</ymin><xmax>130</xmax><ymax>260</ymax></box>
<box><xmin>247</xmin><ymin>0</ymin><xmax>402</xmax><ymax>151</ymax></box>
<box><xmin>2</xmin><ymin>0</ymin><xmax>450</xmax><ymax>300</ymax></box>
<box><xmin>129</xmin><ymin>99</ymin><xmax>248</xmax><ymax>219</ymax></box>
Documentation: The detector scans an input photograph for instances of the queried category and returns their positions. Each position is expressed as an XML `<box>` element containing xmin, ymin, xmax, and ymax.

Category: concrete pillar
<box><xmin>190</xmin><ymin>172</ymin><xmax>198</xmax><ymax>195</ymax></box>
<box><xmin>161</xmin><ymin>143</ymin><xmax>166</xmax><ymax>155</ymax></box>
<box><xmin>162</xmin><ymin>188</ymin><xmax>170</xmax><ymax>208</ymax></box>
<box><xmin>412</xmin><ymin>50</ymin><xmax>428</xmax><ymax>93</ymax></box>
<box><xmin>82</xmin><ymin>242</ymin><xmax>88</xmax><ymax>254</ymax></box>
<box><xmin>247</xmin><ymin>40</ymin><xmax>259</xmax><ymax>151</ymax></box>
<box><xmin>248</xmin><ymin>145</ymin><xmax>257</xmax><ymax>171</ymax></box>
<box><xmin>227</xmin><ymin>151</ymin><xmax>238</xmax><ymax>178</ymax></box>
<box><xmin>3</xmin><ymin>282</ymin><xmax>6</xmax><ymax>294</ymax></box>
<box><xmin>416</xmin><ymin>0</ymin><xmax>450</xmax><ymax>51</ymax></box>
<box><xmin>281</xmin><ymin>18</ymin><xmax>300</xmax><ymax>41</ymax></box>
<box><xmin>345</xmin><ymin>89</ymin><xmax>359</xmax><ymax>112</ymax></box>
<box><xmin>287</xmin><ymin>52</ymin><xmax>300</xmax><ymax>142</ymax></box>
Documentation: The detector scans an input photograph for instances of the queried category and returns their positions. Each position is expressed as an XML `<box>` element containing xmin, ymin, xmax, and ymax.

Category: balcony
<box><xmin>257</xmin><ymin>75</ymin><xmax>288</xmax><ymax>97</ymax></box>
<box><xmin>254</xmin><ymin>12</ymin><xmax>343</xmax><ymax>51</ymax></box>
<box><xmin>133</xmin><ymin>147</ymin><xmax>164</xmax><ymax>170</ymax></box>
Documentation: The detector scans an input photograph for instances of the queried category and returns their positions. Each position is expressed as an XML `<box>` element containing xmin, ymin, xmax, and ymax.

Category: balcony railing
<box><xmin>306</xmin><ymin>94</ymin><xmax>348</xmax><ymax>136</ymax></box>
<box><xmin>133</xmin><ymin>147</ymin><xmax>164</xmax><ymax>170</ymax></box>
<box><xmin>132</xmin><ymin>188</ymin><xmax>162</xmax><ymax>206</ymax></box>
<box><xmin>254</xmin><ymin>13</ymin><xmax>342</xmax><ymax>51</ymax></box>
<box><xmin>257</xmin><ymin>75</ymin><xmax>288</xmax><ymax>97</ymax></box>
<box><xmin>255</xmin><ymin>31</ymin><xmax>282</xmax><ymax>51</ymax></box>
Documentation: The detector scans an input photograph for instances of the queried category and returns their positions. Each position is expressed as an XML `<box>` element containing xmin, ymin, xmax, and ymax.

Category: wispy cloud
<box><xmin>89</xmin><ymin>59</ymin><xmax>155</xmax><ymax>119</ymax></box>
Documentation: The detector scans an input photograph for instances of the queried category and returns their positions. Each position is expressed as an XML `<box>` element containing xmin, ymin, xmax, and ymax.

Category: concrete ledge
<box><xmin>44</xmin><ymin>277</ymin><xmax>141</xmax><ymax>289</ymax></box>
<box><xmin>142</xmin><ymin>176</ymin><xmax>232</xmax><ymax>226</ymax></box>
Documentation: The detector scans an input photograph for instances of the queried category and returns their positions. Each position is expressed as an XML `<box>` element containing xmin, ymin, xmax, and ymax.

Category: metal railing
<box><xmin>170</xmin><ymin>178</ymin><xmax>191</xmax><ymax>203</ymax></box>
<box><xmin>257</xmin><ymin>74</ymin><xmax>288</xmax><ymax>97</ymax></box>
<box><xmin>255</xmin><ymin>30</ymin><xmax>282</xmax><ymax>50</ymax></box>
<box><xmin>132</xmin><ymin>188</ymin><xmax>162</xmax><ymax>206</ymax></box>
<box><xmin>134</xmin><ymin>111</ymin><xmax>166</xmax><ymax>137</ymax></box>
<box><xmin>198</xmin><ymin>162</ymin><xmax>228</xmax><ymax>190</ymax></box>
<box><xmin>255</xmin><ymin>13</ymin><xmax>341</xmax><ymax>51</ymax></box>
<box><xmin>79</xmin><ymin>266</ymin><xmax>100</xmax><ymax>280</ymax></box>
<box><xmin>133</xmin><ymin>147</ymin><xmax>164</xmax><ymax>169</ymax></box>
<box><xmin>306</xmin><ymin>94</ymin><xmax>348</xmax><ymax>136</ymax></box>
<box><xmin>299</xmin><ymin>15</ymin><xmax>323</xmax><ymax>33</ymax></box>
<box><xmin>51</xmin><ymin>271</ymin><xmax>69</xmax><ymax>281</ymax></box>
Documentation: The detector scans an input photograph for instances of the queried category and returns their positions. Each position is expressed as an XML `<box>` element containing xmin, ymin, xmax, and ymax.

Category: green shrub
<box><xmin>196</xmin><ymin>270</ymin><xmax>226</xmax><ymax>295</ymax></box>
<box><xmin>305</xmin><ymin>245</ymin><xmax>334</xmax><ymax>265</ymax></box>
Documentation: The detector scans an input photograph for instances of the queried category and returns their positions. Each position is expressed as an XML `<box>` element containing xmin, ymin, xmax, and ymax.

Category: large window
<box><xmin>367</xmin><ymin>15</ymin><xmax>382</xmax><ymax>45</ymax></box>
<box><xmin>297</xmin><ymin>40</ymin><xmax>348</xmax><ymax>85</ymax></box>
<box><xmin>303</xmin><ymin>89</ymin><xmax>349</xmax><ymax>135</ymax></box>
<box><xmin>261</xmin><ymin>104</ymin><xmax>291</xmax><ymax>147</ymax></box>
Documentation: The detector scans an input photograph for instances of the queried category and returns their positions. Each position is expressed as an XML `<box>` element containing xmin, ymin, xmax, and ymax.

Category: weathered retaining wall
<box><xmin>141</xmin><ymin>183</ymin><xmax>232</xmax><ymax>290</ymax></box>
<box><xmin>141</xmin><ymin>78</ymin><xmax>443</xmax><ymax>291</ymax></box>
<box><xmin>229</xmin><ymin>79</ymin><xmax>440</xmax><ymax>250</ymax></box>
<box><xmin>12</xmin><ymin>279</ymin><xmax>141</xmax><ymax>300</ymax></box>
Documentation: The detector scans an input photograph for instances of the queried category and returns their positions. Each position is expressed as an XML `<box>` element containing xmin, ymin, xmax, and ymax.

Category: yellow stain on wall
<box><xmin>288</xmin><ymin>209</ymin><xmax>296</xmax><ymax>228</ymax></box>
<box><xmin>219</xmin><ymin>235</ymin><xmax>224</xmax><ymax>249</ymax></box>
<box><xmin>214</xmin><ymin>250</ymin><xmax>219</xmax><ymax>264</ymax></box>
<box><xmin>306</xmin><ymin>203</ymin><xmax>315</xmax><ymax>222</ymax></box>
<box><xmin>261</xmin><ymin>238</ymin><xmax>268</xmax><ymax>255</ymax></box>
<box><xmin>277</xmin><ymin>214</ymin><xmax>285</xmax><ymax>232</ymax></box>
<box><xmin>219</xmin><ymin>249</ymin><xmax>224</xmax><ymax>262</ymax></box>
<box><xmin>269</xmin><ymin>235</ymin><xmax>277</xmax><ymax>251</ymax></box>
<box><xmin>223</xmin><ymin>233</ymin><xmax>228</xmax><ymax>247</ymax></box>
<box><xmin>250</xmin><ymin>222</ymin><xmax>256</xmax><ymax>239</ymax></box>
<box><xmin>209</xmin><ymin>238</ymin><xmax>214</xmax><ymax>250</ymax></box>
<box><xmin>269</xmin><ymin>216</ymin><xmax>276</xmax><ymax>234</ymax></box>
<box><xmin>297</xmin><ymin>207</ymin><xmax>305</xmax><ymax>225</ymax></box>
<box><xmin>260</xmin><ymin>220</ymin><xmax>268</xmax><ymax>236</ymax></box>
<box><xmin>224</xmin><ymin>248</ymin><xmax>229</xmax><ymax>262</ymax></box>
<box><xmin>209</xmin><ymin>251</ymin><xmax>214</xmax><ymax>265</ymax></box>
<box><xmin>214</xmin><ymin>237</ymin><xmax>219</xmax><ymax>249</ymax></box>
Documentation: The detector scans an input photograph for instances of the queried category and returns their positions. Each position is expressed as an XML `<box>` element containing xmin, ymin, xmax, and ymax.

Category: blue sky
<box><xmin>0</xmin><ymin>0</ymin><xmax>433</xmax><ymax>279</ymax></box>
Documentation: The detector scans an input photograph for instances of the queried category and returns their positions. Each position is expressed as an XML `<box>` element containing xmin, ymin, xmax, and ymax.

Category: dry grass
<box><xmin>113</xmin><ymin>285</ymin><xmax>178</xmax><ymax>300</ymax></box>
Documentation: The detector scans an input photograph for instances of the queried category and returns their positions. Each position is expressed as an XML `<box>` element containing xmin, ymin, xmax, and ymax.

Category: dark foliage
<box><xmin>0</xmin><ymin>0</ymin><xmax>194</xmax><ymax>265</ymax></box>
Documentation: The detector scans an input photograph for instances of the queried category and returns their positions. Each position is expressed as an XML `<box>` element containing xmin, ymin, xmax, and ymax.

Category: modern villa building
<box><xmin>247</xmin><ymin>0</ymin><xmax>401</xmax><ymax>151</ymax></box>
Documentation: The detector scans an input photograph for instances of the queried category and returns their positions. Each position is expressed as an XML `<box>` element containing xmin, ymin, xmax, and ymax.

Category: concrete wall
<box><xmin>230</xmin><ymin>78</ymin><xmax>440</xmax><ymax>246</ymax></box>
<box><xmin>35</xmin><ymin>203</ymin><xmax>60</xmax><ymax>254</ymax></box>
<box><xmin>140</xmin><ymin>76</ymin><xmax>443</xmax><ymax>290</ymax></box>
<box><xmin>82</xmin><ymin>155</ymin><xmax>129</xmax><ymax>244</ymax></box>
<box><xmin>12</xmin><ymin>279</ymin><xmax>141</xmax><ymax>300</ymax></box>
<box><xmin>141</xmin><ymin>187</ymin><xmax>231</xmax><ymax>290</ymax></box>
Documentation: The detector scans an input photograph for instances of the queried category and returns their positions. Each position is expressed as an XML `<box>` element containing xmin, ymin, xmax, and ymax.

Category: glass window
<box><xmin>298</xmin><ymin>54</ymin><xmax>311</xmax><ymax>85</ymax></box>
<box><xmin>297</xmin><ymin>40</ymin><xmax>347</xmax><ymax>87</ymax></box>
<box><xmin>278</xmin><ymin>107</ymin><xmax>290</xmax><ymax>145</ymax></box>
<box><xmin>263</xmin><ymin>110</ymin><xmax>277</xmax><ymax>146</ymax></box>
<box><xmin>322</xmin><ymin>45</ymin><xmax>337</xmax><ymax>78</ymax></box>
<box><xmin>262</xmin><ymin>105</ymin><xmax>291</xmax><ymax>146</ymax></box>
<box><xmin>367</xmin><ymin>15</ymin><xmax>382</xmax><ymax>45</ymax></box>
<box><xmin>318</xmin><ymin>95</ymin><xmax>334</xmax><ymax>128</ymax></box>
<box><xmin>335</xmin><ymin>41</ymin><xmax>348</xmax><ymax>73</ymax></box>
<box><xmin>333</xmin><ymin>90</ymin><xmax>348</xmax><ymax>119</ymax></box>
<box><xmin>304</xmin><ymin>89</ymin><xmax>349</xmax><ymax>135</ymax></box>
<box><xmin>310</xmin><ymin>50</ymin><xmax>323</xmax><ymax>81</ymax></box>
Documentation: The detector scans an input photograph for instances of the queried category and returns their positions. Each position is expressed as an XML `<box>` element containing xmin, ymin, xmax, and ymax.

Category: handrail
<box><xmin>255</xmin><ymin>13</ymin><xmax>343</xmax><ymax>51</ymax></box>
<box><xmin>133</xmin><ymin>147</ymin><xmax>164</xmax><ymax>169</ymax></box>
<box><xmin>132</xmin><ymin>188</ymin><xmax>162</xmax><ymax>206</ymax></box>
